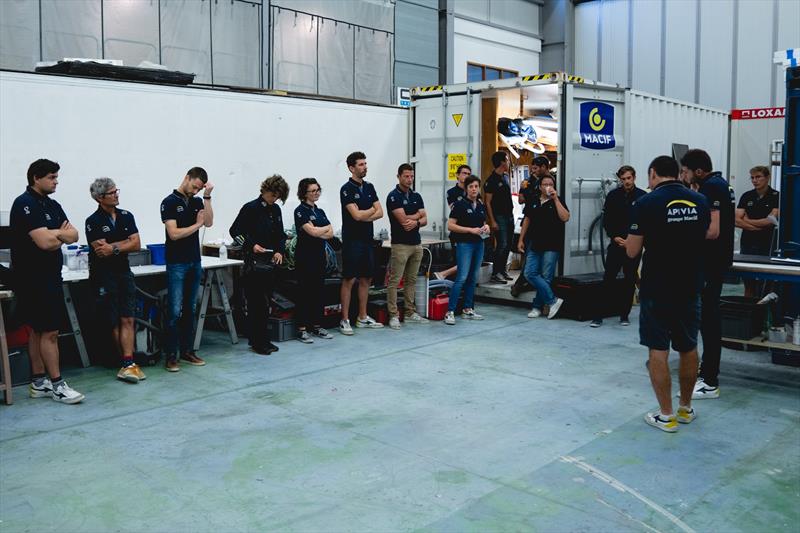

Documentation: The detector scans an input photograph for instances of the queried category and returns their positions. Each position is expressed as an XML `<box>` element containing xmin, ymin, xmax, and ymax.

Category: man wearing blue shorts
<box><xmin>626</xmin><ymin>156</ymin><xmax>710</xmax><ymax>433</ymax></box>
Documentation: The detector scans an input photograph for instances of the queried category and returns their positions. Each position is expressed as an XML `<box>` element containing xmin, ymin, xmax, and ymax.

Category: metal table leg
<box><xmin>193</xmin><ymin>269</ymin><xmax>214</xmax><ymax>351</ymax></box>
<box><xmin>0</xmin><ymin>301</ymin><xmax>13</xmax><ymax>405</ymax></box>
<box><xmin>215</xmin><ymin>269</ymin><xmax>238</xmax><ymax>345</ymax></box>
<box><xmin>62</xmin><ymin>283</ymin><xmax>90</xmax><ymax>368</ymax></box>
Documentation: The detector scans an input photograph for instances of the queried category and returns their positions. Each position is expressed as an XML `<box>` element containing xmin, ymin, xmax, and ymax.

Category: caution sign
<box><xmin>447</xmin><ymin>153</ymin><xmax>467</xmax><ymax>181</ymax></box>
<box><xmin>452</xmin><ymin>113</ymin><xmax>464</xmax><ymax>127</ymax></box>
<box><xmin>579</xmin><ymin>102</ymin><xmax>615</xmax><ymax>150</ymax></box>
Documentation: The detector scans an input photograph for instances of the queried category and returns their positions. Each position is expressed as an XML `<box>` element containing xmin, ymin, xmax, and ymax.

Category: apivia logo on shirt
<box><xmin>666</xmin><ymin>199</ymin><xmax>699</xmax><ymax>223</ymax></box>
<box><xmin>579</xmin><ymin>102</ymin><xmax>615</xmax><ymax>149</ymax></box>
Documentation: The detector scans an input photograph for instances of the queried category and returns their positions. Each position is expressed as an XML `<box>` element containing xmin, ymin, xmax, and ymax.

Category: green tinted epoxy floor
<box><xmin>1</xmin><ymin>303</ymin><xmax>798</xmax><ymax>532</ymax></box>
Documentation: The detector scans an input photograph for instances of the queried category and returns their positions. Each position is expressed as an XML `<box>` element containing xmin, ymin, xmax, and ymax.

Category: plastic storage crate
<box><xmin>720</xmin><ymin>296</ymin><xmax>766</xmax><ymax>340</ymax></box>
<box><xmin>267</xmin><ymin>318</ymin><xmax>296</xmax><ymax>342</ymax></box>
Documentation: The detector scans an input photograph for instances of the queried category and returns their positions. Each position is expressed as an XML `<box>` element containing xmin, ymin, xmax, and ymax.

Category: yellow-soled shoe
<box><xmin>117</xmin><ymin>365</ymin><xmax>140</xmax><ymax>383</ymax></box>
<box><xmin>644</xmin><ymin>411</ymin><xmax>678</xmax><ymax>433</ymax></box>
<box><xmin>676</xmin><ymin>406</ymin><xmax>696</xmax><ymax>424</ymax></box>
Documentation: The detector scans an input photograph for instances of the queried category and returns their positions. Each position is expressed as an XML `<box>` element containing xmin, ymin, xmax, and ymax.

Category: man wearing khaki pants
<box><xmin>386</xmin><ymin>163</ymin><xmax>429</xmax><ymax>329</ymax></box>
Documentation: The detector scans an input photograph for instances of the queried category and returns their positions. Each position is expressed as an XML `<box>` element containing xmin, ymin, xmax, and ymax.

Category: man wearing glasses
<box><xmin>735</xmin><ymin>166</ymin><xmax>779</xmax><ymax>297</ymax></box>
<box><xmin>86</xmin><ymin>178</ymin><xmax>144</xmax><ymax>383</ymax></box>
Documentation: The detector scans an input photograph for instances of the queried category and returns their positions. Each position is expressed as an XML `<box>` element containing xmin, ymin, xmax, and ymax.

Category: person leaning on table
<box><xmin>230</xmin><ymin>175</ymin><xmax>288</xmax><ymax>356</ymax></box>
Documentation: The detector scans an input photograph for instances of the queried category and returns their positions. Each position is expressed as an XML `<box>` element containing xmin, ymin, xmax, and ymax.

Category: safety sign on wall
<box><xmin>447</xmin><ymin>153</ymin><xmax>467</xmax><ymax>180</ymax></box>
<box><xmin>579</xmin><ymin>101</ymin><xmax>615</xmax><ymax>150</ymax></box>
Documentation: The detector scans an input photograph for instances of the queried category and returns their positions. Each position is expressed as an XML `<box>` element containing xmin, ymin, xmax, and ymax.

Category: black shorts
<box><xmin>94</xmin><ymin>270</ymin><xmax>137</xmax><ymax>324</ymax></box>
<box><xmin>341</xmin><ymin>239</ymin><xmax>375</xmax><ymax>279</ymax></box>
<box><xmin>639</xmin><ymin>296</ymin><xmax>701</xmax><ymax>352</ymax></box>
<box><xmin>16</xmin><ymin>275</ymin><xmax>64</xmax><ymax>332</ymax></box>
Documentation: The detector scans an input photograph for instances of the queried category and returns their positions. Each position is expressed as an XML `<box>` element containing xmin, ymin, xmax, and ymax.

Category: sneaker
<box><xmin>527</xmin><ymin>308</ymin><xmax>541</xmax><ymax>318</ymax></box>
<box><xmin>180</xmin><ymin>352</ymin><xmax>206</xmax><ymax>366</ymax></box>
<box><xmin>620</xmin><ymin>316</ymin><xmax>630</xmax><ymax>326</ymax></box>
<box><xmin>131</xmin><ymin>363</ymin><xmax>147</xmax><ymax>381</ymax></box>
<box><xmin>691</xmin><ymin>378</ymin><xmax>720</xmax><ymax>399</ymax></box>
<box><xmin>251</xmin><ymin>345</ymin><xmax>276</xmax><ymax>356</ymax></box>
<box><xmin>389</xmin><ymin>317</ymin><xmax>401</xmax><ymax>330</ymax></box>
<box><xmin>117</xmin><ymin>365</ymin><xmax>140</xmax><ymax>383</ymax></box>
<box><xmin>590</xmin><ymin>319</ymin><xmax>603</xmax><ymax>328</ymax></box>
<box><xmin>51</xmin><ymin>380</ymin><xmax>85</xmax><ymax>404</ymax></box>
<box><xmin>29</xmin><ymin>377</ymin><xmax>53</xmax><ymax>398</ymax></box>
<box><xmin>644</xmin><ymin>411</ymin><xmax>678</xmax><ymax>433</ymax></box>
<box><xmin>444</xmin><ymin>311</ymin><xmax>456</xmax><ymax>325</ymax></box>
<box><xmin>490</xmin><ymin>274</ymin><xmax>507</xmax><ymax>284</ymax></box>
<box><xmin>356</xmin><ymin>315</ymin><xmax>384</xmax><ymax>329</ymax></box>
<box><xmin>462</xmin><ymin>308</ymin><xmax>484</xmax><ymax>320</ymax></box>
<box><xmin>165</xmin><ymin>359</ymin><xmax>180</xmax><ymax>372</ymax></box>
<box><xmin>340</xmin><ymin>319</ymin><xmax>354</xmax><ymax>335</ymax></box>
<box><xmin>676</xmin><ymin>405</ymin><xmax>696</xmax><ymax>424</ymax></box>
<box><xmin>547</xmin><ymin>297</ymin><xmax>564</xmax><ymax>319</ymax></box>
<box><xmin>298</xmin><ymin>330</ymin><xmax>314</xmax><ymax>344</ymax></box>
<box><xmin>311</xmin><ymin>327</ymin><xmax>334</xmax><ymax>339</ymax></box>
<box><xmin>405</xmin><ymin>313</ymin><xmax>429</xmax><ymax>324</ymax></box>
<box><xmin>501</xmin><ymin>272</ymin><xmax>513</xmax><ymax>281</ymax></box>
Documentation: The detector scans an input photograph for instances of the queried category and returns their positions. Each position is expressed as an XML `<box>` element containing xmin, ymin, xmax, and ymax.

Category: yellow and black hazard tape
<box><xmin>417</xmin><ymin>85</ymin><xmax>443</xmax><ymax>92</ymax></box>
<box><xmin>567</xmin><ymin>75</ymin><xmax>585</xmax><ymax>83</ymax></box>
<box><xmin>521</xmin><ymin>73</ymin><xmax>554</xmax><ymax>82</ymax></box>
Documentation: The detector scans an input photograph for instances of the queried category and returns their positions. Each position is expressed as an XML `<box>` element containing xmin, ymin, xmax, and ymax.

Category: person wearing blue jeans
<box><xmin>160</xmin><ymin>167</ymin><xmax>214</xmax><ymax>372</ymax></box>
<box><xmin>517</xmin><ymin>175</ymin><xmax>569</xmax><ymax>319</ymax></box>
<box><xmin>444</xmin><ymin>175</ymin><xmax>489</xmax><ymax>325</ymax></box>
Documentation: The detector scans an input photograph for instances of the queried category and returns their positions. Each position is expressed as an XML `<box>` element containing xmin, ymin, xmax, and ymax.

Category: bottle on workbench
<box><xmin>219</xmin><ymin>243</ymin><xmax>227</xmax><ymax>261</ymax></box>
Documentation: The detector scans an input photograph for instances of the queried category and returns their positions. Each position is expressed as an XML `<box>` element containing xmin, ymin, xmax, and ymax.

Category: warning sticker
<box><xmin>448</xmin><ymin>153</ymin><xmax>467</xmax><ymax>181</ymax></box>
<box><xmin>452</xmin><ymin>114</ymin><xmax>464</xmax><ymax>127</ymax></box>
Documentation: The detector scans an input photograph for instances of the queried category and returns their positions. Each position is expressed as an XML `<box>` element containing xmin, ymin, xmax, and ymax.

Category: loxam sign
<box><xmin>731</xmin><ymin>107</ymin><xmax>785</xmax><ymax>120</ymax></box>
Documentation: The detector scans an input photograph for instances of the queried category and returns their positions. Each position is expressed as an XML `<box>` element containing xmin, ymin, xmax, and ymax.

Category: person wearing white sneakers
<box><xmin>10</xmin><ymin>159</ymin><xmax>84</xmax><ymax>404</ymax></box>
<box><xmin>339</xmin><ymin>151</ymin><xmax>384</xmax><ymax>335</ymax></box>
<box><xmin>444</xmin><ymin>175</ymin><xmax>489</xmax><ymax>325</ymax></box>
<box><xmin>516</xmin><ymin>175</ymin><xmax>569</xmax><ymax>320</ymax></box>
<box><xmin>625</xmin><ymin>156</ymin><xmax>710</xmax><ymax>433</ymax></box>
<box><xmin>386</xmin><ymin>163</ymin><xmax>429</xmax><ymax>330</ymax></box>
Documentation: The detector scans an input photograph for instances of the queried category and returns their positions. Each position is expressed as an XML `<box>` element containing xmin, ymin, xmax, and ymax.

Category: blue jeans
<box><xmin>448</xmin><ymin>241</ymin><xmax>484</xmax><ymax>312</ymax></box>
<box><xmin>165</xmin><ymin>261</ymin><xmax>203</xmax><ymax>358</ymax></box>
<box><xmin>524</xmin><ymin>249</ymin><xmax>559</xmax><ymax>309</ymax></box>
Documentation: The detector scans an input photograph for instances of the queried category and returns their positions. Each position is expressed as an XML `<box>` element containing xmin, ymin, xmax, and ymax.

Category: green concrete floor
<box><xmin>1</xmin><ymin>303</ymin><xmax>798</xmax><ymax>532</ymax></box>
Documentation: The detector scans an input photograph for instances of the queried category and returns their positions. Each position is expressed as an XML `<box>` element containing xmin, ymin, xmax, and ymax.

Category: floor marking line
<box><xmin>560</xmin><ymin>455</ymin><xmax>696</xmax><ymax>533</ymax></box>
<box><xmin>596</xmin><ymin>496</ymin><xmax>664</xmax><ymax>533</ymax></box>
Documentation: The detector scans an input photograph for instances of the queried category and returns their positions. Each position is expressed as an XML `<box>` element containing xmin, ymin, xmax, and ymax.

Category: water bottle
<box><xmin>219</xmin><ymin>244</ymin><xmax>227</xmax><ymax>260</ymax></box>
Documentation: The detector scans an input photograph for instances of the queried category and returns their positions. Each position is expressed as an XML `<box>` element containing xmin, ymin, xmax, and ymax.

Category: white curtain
<box><xmin>161</xmin><ymin>0</ymin><xmax>212</xmax><ymax>82</ymax></box>
<box><xmin>104</xmin><ymin>0</ymin><xmax>159</xmax><ymax>67</ymax></box>
<box><xmin>41</xmin><ymin>0</ymin><xmax>102</xmax><ymax>61</ymax></box>
<box><xmin>0</xmin><ymin>0</ymin><xmax>40</xmax><ymax>70</ymax></box>
<box><xmin>212</xmin><ymin>0</ymin><xmax>261</xmax><ymax>87</ymax></box>
<box><xmin>272</xmin><ymin>9</ymin><xmax>317</xmax><ymax>94</ymax></box>
<box><xmin>318</xmin><ymin>18</ymin><xmax>354</xmax><ymax>99</ymax></box>
<box><xmin>354</xmin><ymin>27</ymin><xmax>392</xmax><ymax>104</ymax></box>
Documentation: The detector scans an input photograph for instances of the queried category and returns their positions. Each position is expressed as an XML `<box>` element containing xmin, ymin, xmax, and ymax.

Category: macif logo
<box><xmin>580</xmin><ymin>102</ymin><xmax>615</xmax><ymax>150</ymax></box>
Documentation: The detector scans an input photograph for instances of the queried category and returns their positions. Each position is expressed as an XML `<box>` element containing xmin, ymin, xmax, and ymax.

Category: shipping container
<box><xmin>411</xmin><ymin>73</ymin><xmax>729</xmax><ymax>276</ymax></box>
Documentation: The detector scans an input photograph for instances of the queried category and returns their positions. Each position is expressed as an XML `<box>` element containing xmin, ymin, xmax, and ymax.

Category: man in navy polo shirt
<box><xmin>680</xmin><ymin>149</ymin><xmax>735</xmax><ymax>400</ymax></box>
<box><xmin>386</xmin><ymin>163</ymin><xmax>429</xmax><ymax>329</ymax></box>
<box><xmin>10</xmin><ymin>159</ymin><xmax>84</xmax><ymax>404</ymax></box>
<box><xmin>86</xmin><ymin>178</ymin><xmax>144</xmax><ymax>383</ymax></box>
<box><xmin>339</xmin><ymin>151</ymin><xmax>384</xmax><ymax>335</ymax></box>
<box><xmin>626</xmin><ymin>155</ymin><xmax>710</xmax><ymax>432</ymax></box>
<box><xmin>483</xmin><ymin>151</ymin><xmax>514</xmax><ymax>284</ymax></box>
<box><xmin>446</xmin><ymin>164</ymin><xmax>471</xmax><ymax>207</ymax></box>
<box><xmin>736</xmin><ymin>165</ymin><xmax>779</xmax><ymax>296</ymax></box>
<box><xmin>160</xmin><ymin>167</ymin><xmax>214</xmax><ymax>372</ymax></box>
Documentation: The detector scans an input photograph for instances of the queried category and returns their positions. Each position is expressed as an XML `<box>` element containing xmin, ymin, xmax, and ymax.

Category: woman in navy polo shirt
<box><xmin>444</xmin><ymin>175</ymin><xmax>490</xmax><ymax>325</ymax></box>
<box><xmin>294</xmin><ymin>178</ymin><xmax>335</xmax><ymax>344</ymax></box>
<box><xmin>517</xmin><ymin>175</ymin><xmax>570</xmax><ymax>319</ymax></box>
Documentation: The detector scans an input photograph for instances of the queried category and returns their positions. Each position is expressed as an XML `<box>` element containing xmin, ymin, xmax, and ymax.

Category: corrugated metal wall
<box><xmin>574</xmin><ymin>0</ymin><xmax>800</xmax><ymax>110</ymax></box>
<box><xmin>395</xmin><ymin>0</ymin><xmax>439</xmax><ymax>89</ymax></box>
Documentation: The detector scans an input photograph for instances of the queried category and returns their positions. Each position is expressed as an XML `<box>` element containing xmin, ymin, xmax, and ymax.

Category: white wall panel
<box><xmin>491</xmin><ymin>0</ymin><xmax>540</xmax><ymax>34</ymax></box>
<box><xmin>735</xmin><ymin>0</ymin><xmax>775</xmax><ymax>108</ymax></box>
<box><xmin>453</xmin><ymin>0</ymin><xmax>489</xmax><ymax>20</ymax></box>
<box><xmin>698</xmin><ymin>0</ymin><xmax>734</xmax><ymax>111</ymax></box>
<box><xmin>161</xmin><ymin>0</ymin><xmax>212</xmax><ymax>83</ymax></box>
<box><xmin>599</xmin><ymin>0</ymin><xmax>628</xmax><ymax>86</ymax></box>
<box><xmin>630</xmin><ymin>0</ymin><xmax>661</xmax><ymax>95</ymax></box>
<box><xmin>663</xmin><ymin>0</ymin><xmax>696</xmax><ymax>103</ymax></box>
<box><xmin>104</xmin><ymin>0</ymin><xmax>159</xmax><ymax>67</ymax></box>
<box><xmin>452</xmin><ymin>18</ymin><xmax>540</xmax><ymax>84</ymax></box>
<box><xmin>574</xmin><ymin>1</ymin><xmax>599</xmax><ymax>81</ymax></box>
<box><xmin>0</xmin><ymin>0</ymin><xmax>40</xmax><ymax>70</ymax></box>
<box><xmin>774</xmin><ymin>0</ymin><xmax>800</xmax><ymax>106</ymax></box>
<box><xmin>41</xmin><ymin>0</ymin><xmax>101</xmax><ymax>61</ymax></box>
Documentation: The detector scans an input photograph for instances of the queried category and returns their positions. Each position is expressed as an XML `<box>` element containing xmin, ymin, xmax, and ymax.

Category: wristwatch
<box><xmin>112</xmin><ymin>244</ymin><xmax>120</xmax><ymax>256</ymax></box>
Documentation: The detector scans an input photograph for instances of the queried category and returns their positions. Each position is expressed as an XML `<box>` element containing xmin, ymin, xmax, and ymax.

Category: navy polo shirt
<box><xmin>519</xmin><ymin>179</ymin><xmax>537</xmax><ymax>204</ymax></box>
<box><xmin>9</xmin><ymin>186</ymin><xmax>69</xmax><ymax>278</ymax></box>
<box><xmin>483</xmin><ymin>171</ymin><xmax>513</xmax><ymax>217</ymax></box>
<box><xmin>85</xmin><ymin>207</ymin><xmax>139</xmax><ymax>273</ymax></box>
<box><xmin>294</xmin><ymin>202</ymin><xmax>330</xmax><ymax>257</ymax></box>
<box><xmin>523</xmin><ymin>195</ymin><xmax>569</xmax><ymax>252</ymax></box>
<box><xmin>340</xmin><ymin>178</ymin><xmax>378</xmax><ymax>242</ymax></box>
<box><xmin>738</xmin><ymin>187</ymin><xmax>779</xmax><ymax>251</ymax></box>
<box><xmin>447</xmin><ymin>185</ymin><xmax>466</xmax><ymax>206</ymax></box>
<box><xmin>697</xmin><ymin>171</ymin><xmax>735</xmax><ymax>271</ymax></box>
<box><xmin>448</xmin><ymin>198</ymin><xmax>487</xmax><ymax>243</ymax></box>
<box><xmin>387</xmin><ymin>185</ymin><xmax>425</xmax><ymax>245</ymax></box>
<box><xmin>628</xmin><ymin>180</ymin><xmax>710</xmax><ymax>301</ymax></box>
<box><xmin>160</xmin><ymin>190</ymin><xmax>204</xmax><ymax>264</ymax></box>
<box><xmin>229</xmin><ymin>198</ymin><xmax>287</xmax><ymax>258</ymax></box>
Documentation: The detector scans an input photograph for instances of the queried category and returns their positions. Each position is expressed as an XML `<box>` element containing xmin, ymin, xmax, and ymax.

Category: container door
<box><xmin>561</xmin><ymin>83</ymin><xmax>626</xmax><ymax>276</ymax></box>
<box><xmin>412</xmin><ymin>92</ymin><xmax>480</xmax><ymax>238</ymax></box>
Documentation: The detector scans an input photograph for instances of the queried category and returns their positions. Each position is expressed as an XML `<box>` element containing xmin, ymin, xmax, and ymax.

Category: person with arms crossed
<box><xmin>10</xmin><ymin>159</ymin><xmax>84</xmax><ymax>403</ymax></box>
<box><xmin>735</xmin><ymin>165</ymin><xmax>779</xmax><ymax>297</ymax></box>
<box><xmin>626</xmin><ymin>155</ymin><xmax>710</xmax><ymax>432</ymax></box>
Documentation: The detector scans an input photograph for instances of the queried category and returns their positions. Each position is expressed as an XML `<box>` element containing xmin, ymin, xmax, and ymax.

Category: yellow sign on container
<box><xmin>447</xmin><ymin>153</ymin><xmax>467</xmax><ymax>181</ymax></box>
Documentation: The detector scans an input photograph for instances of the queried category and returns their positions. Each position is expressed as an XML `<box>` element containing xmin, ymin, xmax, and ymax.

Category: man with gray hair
<box><xmin>85</xmin><ymin>178</ymin><xmax>144</xmax><ymax>383</ymax></box>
